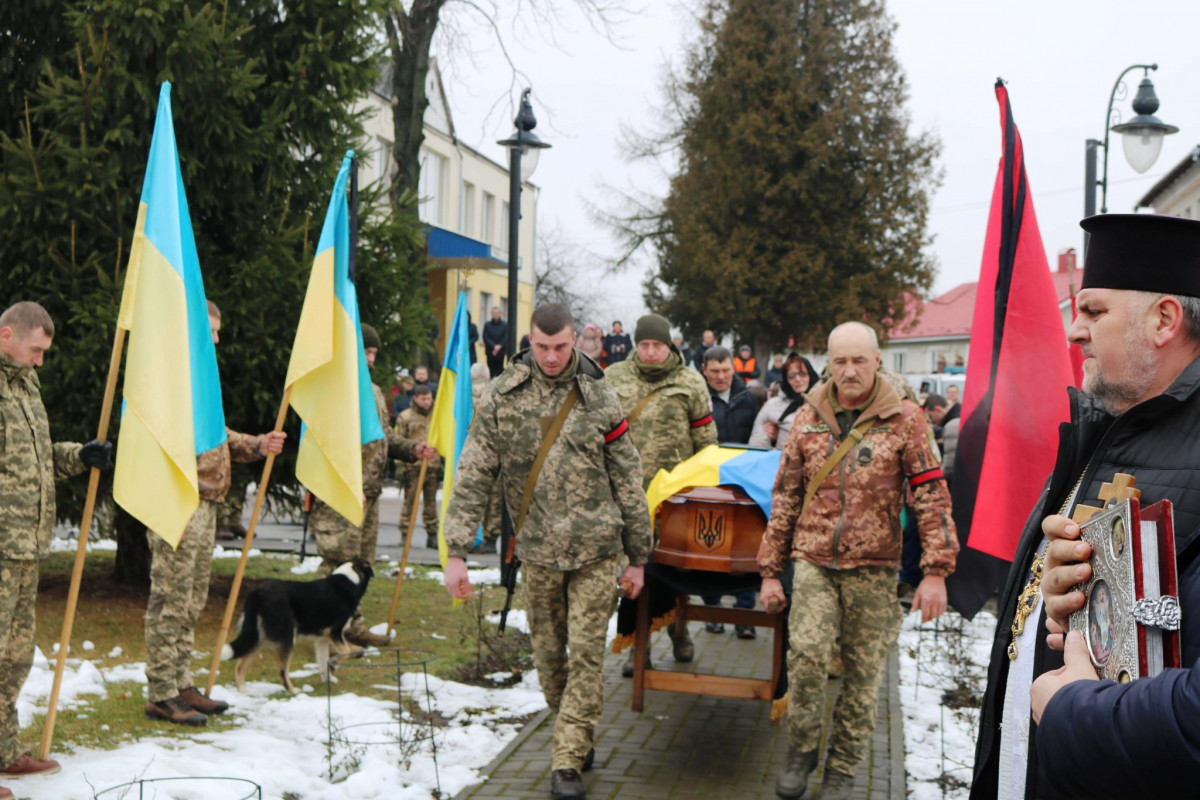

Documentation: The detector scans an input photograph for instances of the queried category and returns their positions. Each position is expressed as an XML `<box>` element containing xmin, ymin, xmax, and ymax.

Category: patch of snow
<box><xmin>898</xmin><ymin>610</ymin><xmax>995</xmax><ymax>800</ymax></box>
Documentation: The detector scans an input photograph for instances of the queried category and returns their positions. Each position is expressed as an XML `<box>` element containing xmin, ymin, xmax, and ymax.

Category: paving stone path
<box><xmin>454</xmin><ymin>621</ymin><xmax>905</xmax><ymax>800</ymax></box>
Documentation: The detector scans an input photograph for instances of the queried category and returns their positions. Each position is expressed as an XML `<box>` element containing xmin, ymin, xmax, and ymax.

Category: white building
<box><xmin>356</xmin><ymin>60</ymin><xmax>538</xmax><ymax>360</ymax></box>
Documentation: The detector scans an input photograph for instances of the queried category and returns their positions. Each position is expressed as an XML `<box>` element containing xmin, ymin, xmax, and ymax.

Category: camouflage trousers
<box><xmin>145</xmin><ymin>499</ymin><xmax>218</xmax><ymax>703</ymax></box>
<box><xmin>786</xmin><ymin>561</ymin><xmax>902</xmax><ymax>775</ymax></box>
<box><xmin>523</xmin><ymin>555</ymin><xmax>622</xmax><ymax>771</ymax></box>
<box><xmin>311</xmin><ymin>496</ymin><xmax>380</xmax><ymax>576</ymax></box>
<box><xmin>218</xmin><ymin>467</ymin><xmax>252</xmax><ymax>527</ymax></box>
<box><xmin>400</xmin><ymin>464</ymin><xmax>440</xmax><ymax>534</ymax></box>
<box><xmin>0</xmin><ymin>559</ymin><xmax>37</xmax><ymax>766</ymax></box>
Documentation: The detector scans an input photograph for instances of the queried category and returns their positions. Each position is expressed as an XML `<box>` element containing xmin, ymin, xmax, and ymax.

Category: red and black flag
<box><xmin>946</xmin><ymin>81</ymin><xmax>1075</xmax><ymax>619</ymax></box>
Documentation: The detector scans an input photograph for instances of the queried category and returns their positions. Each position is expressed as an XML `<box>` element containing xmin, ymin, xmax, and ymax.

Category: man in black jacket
<box><xmin>482</xmin><ymin>306</ymin><xmax>508</xmax><ymax>378</ymax></box>
<box><xmin>971</xmin><ymin>213</ymin><xmax>1200</xmax><ymax>800</ymax></box>
<box><xmin>699</xmin><ymin>345</ymin><xmax>761</xmax><ymax>635</ymax></box>
<box><xmin>603</xmin><ymin>320</ymin><xmax>632</xmax><ymax>365</ymax></box>
<box><xmin>703</xmin><ymin>345</ymin><xmax>760</xmax><ymax>445</ymax></box>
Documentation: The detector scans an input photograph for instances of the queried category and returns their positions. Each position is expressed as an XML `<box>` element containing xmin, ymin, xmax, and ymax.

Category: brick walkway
<box><xmin>454</xmin><ymin>621</ymin><xmax>905</xmax><ymax>800</ymax></box>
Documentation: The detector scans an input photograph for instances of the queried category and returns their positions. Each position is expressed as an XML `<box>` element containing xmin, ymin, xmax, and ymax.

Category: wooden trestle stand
<box><xmin>631</xmin><ymin>486</ymin><xmax>785</xmax><ymax>711</ymax></box>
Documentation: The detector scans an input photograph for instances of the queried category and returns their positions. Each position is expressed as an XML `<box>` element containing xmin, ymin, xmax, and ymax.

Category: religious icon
<box><xmin>1111</xmin><ymin>516</ymin><xmax>1126</xmax><ymax>557</ymax></box>
<box><xmin>1087</xmin><ymin>580</ymin><xmax>1115</xmax><ymax>665</ymax></box>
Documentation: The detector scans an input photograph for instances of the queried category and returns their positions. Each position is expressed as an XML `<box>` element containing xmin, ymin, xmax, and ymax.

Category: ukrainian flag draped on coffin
<box><xmin>113</xmin><ymin>83</ymin><xmax>226</xmax><ymax>549</ymax></box>
<box><xmin>644</xmin><ymin>445</ymin><xmax>781</xmax><ymax>518</ymax></box>
<box><xmin>427</xmin><ymin>291</ymin><xmax>474</xmax><ymax>565</ymax></box>
<box><xmin>285</xmin><ymin>151</ymin><xmax>383</xmax><ymax>526</ymax></box>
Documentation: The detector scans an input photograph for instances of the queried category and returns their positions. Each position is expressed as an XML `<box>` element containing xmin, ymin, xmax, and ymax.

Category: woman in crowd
<box><xmin>748</xmin><ymin>353</ymin><xmax>819</xmax><ymax>449</ymax></box>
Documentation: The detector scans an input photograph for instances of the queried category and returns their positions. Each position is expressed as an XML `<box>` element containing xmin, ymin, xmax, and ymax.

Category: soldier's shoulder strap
<box><xmin>627</xmin><ymin>384</ymin><xmax>669</xmax><ymax>425</ymax></box>
<box><xmin>516</xmin><ymin>382</ymin><xmax>581</xmax><ymax>533</ymax></box>
<box><xmin>799</xmin><ymin>415</ymin><xmax>877</xmax><ymax>519</ymax></box>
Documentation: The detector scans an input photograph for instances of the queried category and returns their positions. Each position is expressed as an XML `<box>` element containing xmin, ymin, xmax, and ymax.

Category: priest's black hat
<box><xmin>1081</xmin><ymin>214</ymin><xmax>1200</xmax><ymax>295</ymax></box>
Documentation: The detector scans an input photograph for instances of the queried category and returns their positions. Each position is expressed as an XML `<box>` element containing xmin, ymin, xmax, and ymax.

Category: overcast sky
<box><xmin>434</xmin><ymin>0</ymin><xmax>1200</xmax><ymax>330</ymax></box>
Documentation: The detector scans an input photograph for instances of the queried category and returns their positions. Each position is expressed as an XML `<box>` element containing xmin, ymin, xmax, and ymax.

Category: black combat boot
<box><xmin>668</xmin><ymin>625</ymin><xmax>694</xmax><ymax>662</ymax></box>
<box><xmin>550</xmin><ymin>768</ymin><xmax>586</xmax><ymax>799</ymax></box>
<box><xmin>775</xmin><ymin>746</ymin><xmax>817</xmax><ymax>799</ymax></box>
<box><xmin>816</xmin><ymin>768</ymin><xmax>855</xmax><ymax>800</ymax></box>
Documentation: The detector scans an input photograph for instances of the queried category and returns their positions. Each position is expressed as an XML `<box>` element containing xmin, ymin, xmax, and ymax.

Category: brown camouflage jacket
<box><xmin>0</xmin><ymin>353</ymin><xmax>85</xmax><ymax>559</ymax></box>
<box><xmin>366</xmin><ymin>383</ymin><xmax>418</xmax><ymax>498</ymax></box>
<box><xmin>394</xmin><ymin>405</ymin><xmax>443</xmax><ymax>471</ymax></box>
<box><xmin>757</xmin><ymin>376</ymin><xmax>958</xmax><ymax>578</ymax></box>
<box><xmin>444</xmin><ymin>350</ymin><xmax>653</xmax><ymax>570</ymax></box>
<box><xmin>197</xmin><ymin>429</ymin><xmax>267</xmax><ymax>503</ymax></box>
<box><xmin>606</xmin><ymin>351</ymin><xmax>716</xmax><ymax>489</ymax></box>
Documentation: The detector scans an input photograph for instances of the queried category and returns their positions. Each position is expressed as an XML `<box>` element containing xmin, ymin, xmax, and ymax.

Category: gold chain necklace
<box><xmin>1007</xmin><ymin>469</ymin><xmax>1088</xmax><ymax>661</ymax></box>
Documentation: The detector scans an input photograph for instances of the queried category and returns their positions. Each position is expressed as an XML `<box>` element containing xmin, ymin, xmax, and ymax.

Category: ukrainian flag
<box><xmin>644</xmin><ymin>445</ymin><xmax>781</xmax><ymax>518</ymax></box>
<box><xmin>285</xmin><ymin>151</ymin><xmax>383</xmax><ymax>525</ymax></box>
<box><xmin>427</xmin><ymin>291</ymin><xmax>475</xmax><ymax>565</ymax></box>
<box><xmin>113</xmin><ymin>83</ymin><xmax>227</xmax><ymax>549</ymax></box>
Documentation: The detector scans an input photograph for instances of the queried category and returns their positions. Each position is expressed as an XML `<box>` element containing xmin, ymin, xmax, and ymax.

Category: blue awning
<box><xmin>425</xmin><ymin>225</ymin><xmax>506</xmax><ymax>267</ymax></box>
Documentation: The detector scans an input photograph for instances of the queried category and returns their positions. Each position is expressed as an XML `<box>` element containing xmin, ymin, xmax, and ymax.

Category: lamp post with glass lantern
<box><xmin>1084</xmin><ymin>64</ymin><xmax>1178</xmax><ymax>253</ymax></box>
<box><xmin>497</xmin><ymin>88</ymin><xmax>551</xmax><ymax>358</ymax></box>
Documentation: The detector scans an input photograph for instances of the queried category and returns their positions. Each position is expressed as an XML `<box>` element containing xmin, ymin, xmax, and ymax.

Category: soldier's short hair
<box><xmin>704</xmin><ymin>345</ymin><xmax>732</xmax><ymax>365</ymax></box>
<box><xmin>412</xmin><ymin>384</ymin><xmax>432</xmax><ymax>397</ymax></box>
<box><xmin>0</xmin><ymin>301</ymin><xmax>55</xmax><ymax>338</ymax></box>
<box><xmin>530</xmin><ymin>303</ymin><xmax>575</xmax><ymax>336</ymax></box>
<box><xmin>923</xmin><ymin>393</ymin><xmax>948</xmax><ymax>411</ymax></box>
<box><xmin>207</xmin><ymin>300</ymin><xmax>221</xmax><ymax>320</ymax></box>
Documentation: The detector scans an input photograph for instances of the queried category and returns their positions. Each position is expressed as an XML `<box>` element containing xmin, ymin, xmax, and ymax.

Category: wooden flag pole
<box><xmin>386</xmin><ymin>456</ymin><xmax>429</xmax><ymax>634</ymax></box>
<box><xmin>204</xmin><ymin>387</ymin><xmax>291</xmax><ymax>696</ymax></box>
<box><xmin>40</xmin><ymin>326</ymin><xmax>126</xmax><ymax>759</ymax></box>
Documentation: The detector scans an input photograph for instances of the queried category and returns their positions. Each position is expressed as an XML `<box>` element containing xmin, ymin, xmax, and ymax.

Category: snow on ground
<box><xmin>18</xmin><ymin>645</ymin><xmax>548</xmax><ymax>799</ymax></box>
<box><xmin>898</xmin><ymin>609</ymin><xmax>996</xmax><ymax>800</ymax></box>
<box><xmin>426</xmin><ymin>567</ymin><xmax>503</xmax><ymax>587</ymax></box>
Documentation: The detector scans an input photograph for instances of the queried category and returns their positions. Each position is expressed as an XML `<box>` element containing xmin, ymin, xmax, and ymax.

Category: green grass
<box><xmin>30</xmin><ymin>550</ymin><xmax>530</xmax><ymax>753</ymax></box>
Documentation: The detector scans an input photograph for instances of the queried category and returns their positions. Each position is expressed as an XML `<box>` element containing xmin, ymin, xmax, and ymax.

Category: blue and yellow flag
<box><xmin>285</xmin><ymin>151</ymin><xmax>383</xmax><ymax>525</ymax></box>
<box><xmin>113</xmin><ymin>83</ymin><xmax>227</xmax><ymax>548</ymax></box>
<box><xmin>644</xmin><ymin>445</ymin><xmax>781</xmax><ymax>519</ymax></box>
<box><xmin>428</xmin><ymin>291</ymin><xmax>475</xmax><ymax>566</ymax></box>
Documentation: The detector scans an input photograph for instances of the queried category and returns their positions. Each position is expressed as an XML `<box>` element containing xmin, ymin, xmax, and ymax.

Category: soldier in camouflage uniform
<box><xmin>308</xmin><ymin>325</ymin><xmax>433</xmax><ymax>645</ymax></box>
<box><xmin>393</xmin><ymin>384</ymin><xmax>443</xmax><ymax>547</ymax></box>
<box><xmin>0</xmin><ymin>302</ymin><xmax>111</xmax><ymax>789</ymax></box>
<box><xmin>758</xmin><ymin>322</ymin><xmax>957</xmax><ymax>800</ymax></box>
<box><xmin>143</xmin><ymin>301</ymin><xmax>287</xmax><ymax>727</ymax></box>
<box><xmin>606</xmin><ymin>313</ymin><xmax>715</xmax><ymax>674</ymax></box>
<box><xmin>442</xmin><ymin>303</ymin><xmax>652</xmax><ymax>800</ymax></box>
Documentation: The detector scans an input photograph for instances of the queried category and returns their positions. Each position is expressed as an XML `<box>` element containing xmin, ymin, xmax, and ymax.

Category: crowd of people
<box><xmin>4</xmin><ymin>213</ymin><xmax>1199</xmax><ymax>800</ymax></box>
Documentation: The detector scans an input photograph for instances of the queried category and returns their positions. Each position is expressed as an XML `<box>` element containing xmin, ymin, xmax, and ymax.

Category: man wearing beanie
<box><xmin>607</xmin><ymin>313</ymin><xmax>717</xmax><ymax>674</ymax></box>
<box><xmin>972</xmin><ymin>214</ymin><xmax>1200</xmax><ymax>799</ymax></box>
<box><xmin>395</xmin><ymin>384</ymin><xmax>443</xmax><ymax>548</ymax></box>
<box><xmin>307</xmin><ymin>323</ymin><xmax>435</xmax><ymax>645</ymax></box>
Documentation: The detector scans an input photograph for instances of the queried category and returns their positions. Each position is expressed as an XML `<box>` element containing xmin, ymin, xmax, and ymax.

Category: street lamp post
<box><xmin>497</xmin><ymin>88</ymin><xmax>551</xmax><ymax>359</ymax></box>
<box><xmin>1084</xmin><ymin>64</ymin><xmax>1178</xmax><ymax>253</ymax></box>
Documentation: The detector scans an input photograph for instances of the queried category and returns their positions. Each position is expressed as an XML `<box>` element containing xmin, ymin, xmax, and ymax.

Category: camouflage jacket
<box><xmin>197</xmin><ymin>429</ymin><xmax>266</xmax><ymax>503</ymax></box>
<box><xmin>394</xmin><ymin>405</ymin><xmax>443</xmax><ymax>471</ymax></box>
<box><xmin>365</xmin><ymin>383</ymin><xmax>418</xmax><ymax>498</ymax></box>
<box><xmin>0</xmin><ymin>353</ymin><xmax>85</xmax><ymax>560</ymax></box>
<box><xmin>444</xmin><ymin>350</ymin><xmax>653</xmax><ymax>570</ymax></box>
<box><xmin>757</xmin><ymin>376</ymin><xmax>958</xmax><ymax>578</ymax></box>
<box><xmin>606</xmin><ymin>351</ymin><xmax>716</xmax><ymax>489</ymax></box>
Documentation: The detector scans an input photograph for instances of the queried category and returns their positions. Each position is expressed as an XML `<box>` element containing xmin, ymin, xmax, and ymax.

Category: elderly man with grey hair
<box><xmin>758</xmin><ymin>321</ymin><xmax>956</xmax><ymax>799</ymax></box>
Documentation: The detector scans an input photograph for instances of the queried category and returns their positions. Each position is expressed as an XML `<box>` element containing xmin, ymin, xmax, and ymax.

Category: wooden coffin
<box><xmin>654</xmin><ymin>485</ymin><xmax>768</xmax><ymax>573</ymax></box>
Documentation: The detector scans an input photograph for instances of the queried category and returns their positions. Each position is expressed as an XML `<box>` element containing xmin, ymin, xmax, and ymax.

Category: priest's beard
<box><xmin>1083</xmin><ymin>324</ymin><xmax>1159</xmax><ymax>415</ymax></box>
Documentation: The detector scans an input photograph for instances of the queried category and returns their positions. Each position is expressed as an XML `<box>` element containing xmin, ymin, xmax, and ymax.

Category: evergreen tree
<box><xmin>0</xmin><ymin>0</ymin><xmax>432</xmax><ymax>576</ymax></box>
<box><xmin>621</xmin><ymin>0</ymin><xmax>941</xmax><ymax>354</ymax></box>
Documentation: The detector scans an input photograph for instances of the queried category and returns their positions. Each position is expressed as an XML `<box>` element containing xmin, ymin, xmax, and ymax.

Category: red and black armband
<box><xmin>909</xmin><ymin>467</ymin><xmax>945</xmax><ymax>488</ymax></box>
<box><xmin>690</xmin><ymin>413</ymin><xmax>713</xmax><ymax>428</ymax></box>
<box><xmin>604</xmin><ymin>419</ymin><xmax>629</xmax><ymax>444</ymax></box>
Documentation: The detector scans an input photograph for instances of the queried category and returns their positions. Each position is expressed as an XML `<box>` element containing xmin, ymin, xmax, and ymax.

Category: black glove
<box><xmin>79</xmin><ymin>440</ymin><xmax>114</xmax><ymax>471</ymax></box>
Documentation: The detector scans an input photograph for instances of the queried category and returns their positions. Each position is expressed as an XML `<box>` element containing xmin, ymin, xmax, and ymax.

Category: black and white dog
<box><xmin>221</xmin><ymin>559</ymin><xmax>376</xmax><ymax>693</ymax></box>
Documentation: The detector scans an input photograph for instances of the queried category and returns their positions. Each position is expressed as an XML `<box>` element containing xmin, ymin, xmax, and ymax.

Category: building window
<box><xmin>374</xmin><ymin>137</ymin><xmax>393</xmax><ymax>185</ymax></box>
<box><xmin>480</xmin><ymin>292</ymin><xmax>493</xmax><ymax>326</ymax></box>
<box><xmin>461</xmin><ymin>181</ymin><xmax>476</xmax><ymax>237</ymax></box>
<box><xmin>891</xmin><ymin>351</ymin><xmax>906</xmax><ymax>373</ymax></box>
<box><xmin>500</xmin><ymin>200</ymin><xmax>510</xmax><ymax>251</ymax></box>
<box><xmin>481</xmin><ymin>192</ymin><xmax>496</xmax><ymax>244</ymax></box>
<box><xmin>418</xmin><ymin>148</ymin><xmax>447</xmax><ymax>225</ymax></box>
